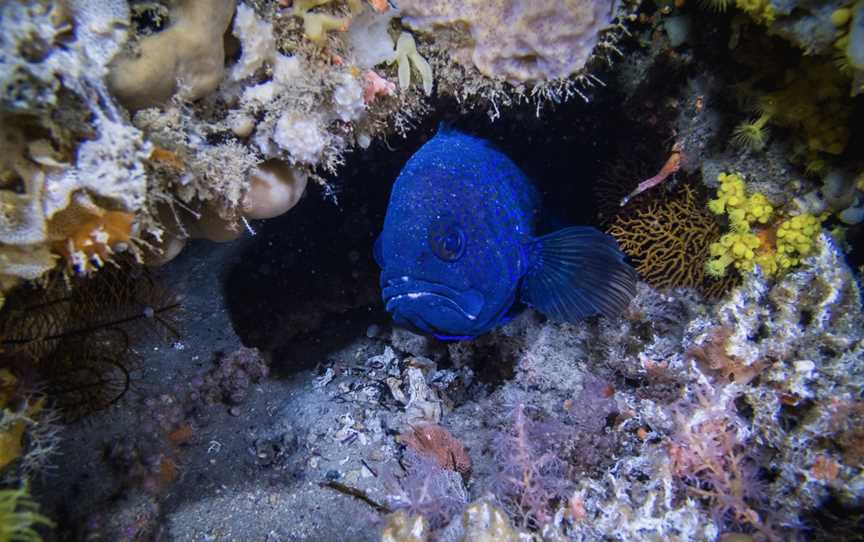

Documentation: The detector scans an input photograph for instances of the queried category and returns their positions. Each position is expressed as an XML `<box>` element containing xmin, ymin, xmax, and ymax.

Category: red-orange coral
<box><xmin>400</xmin><ymin>424</ymin><xmax>471</xmax><ymax>475</ymax></box>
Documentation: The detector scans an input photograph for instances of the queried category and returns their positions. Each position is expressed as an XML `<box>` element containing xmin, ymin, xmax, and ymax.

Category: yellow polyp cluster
<box><xmin>706</xmin><ymin>231</ymin><xmax>762</xmax><ymax>277</ymax></box>
<box><xmin>731</xmin><ymin>114</ymin><xmax>770</xmax><ymax>151</ymax></box>
<box><xmin>774</xmin><ymin>213</ymin><xmax>824</xmax><ymax>271</ymax></box>
<box><xmin>732</xmin><ymin>55</ymin><xmax>852</xmax><ymax>168</ymax></box>
<box><xmin>706</xmin><ymin>172</ymin><xmax>825</xmax><ymax>278</ymax></box>
<box><xmin>735</xmin><ymin>0</ymin><xmax>775</xmax><ymax>24</ymax></box>
<box><xmin>707</xmin><ymin>172</ymin><xmax>773</xmax><ymax>231</ymax></box>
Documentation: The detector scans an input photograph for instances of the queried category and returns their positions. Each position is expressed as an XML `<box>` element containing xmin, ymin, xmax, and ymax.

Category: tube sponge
<box><xmin>398</xmin><ymin>0</ymin><xmax>615</xmax><ymax>84</ymax></box>
<box><xmin>390</xmin><ymin>33</ymin><xmax>433</xmax><ymax>96</ymax></box>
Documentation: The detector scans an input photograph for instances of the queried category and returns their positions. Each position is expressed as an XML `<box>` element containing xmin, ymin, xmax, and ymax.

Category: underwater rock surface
<box><xmin>0</xmin><ymin>1</ymin><xmax>863</xmax><ymax>541</ymax></box>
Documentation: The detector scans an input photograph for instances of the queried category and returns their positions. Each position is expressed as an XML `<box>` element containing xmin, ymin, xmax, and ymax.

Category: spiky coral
<box><xmin>0</xmin><ymin>483</ymin><xmax>53</xmax><ymax>542</ymax></box>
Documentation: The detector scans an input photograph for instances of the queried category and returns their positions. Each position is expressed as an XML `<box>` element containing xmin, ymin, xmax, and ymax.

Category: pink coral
<box><xmin>668</xmin><ymin>388</ymin><xmax>778</xmax><ymax>540</ymax></box>
<box><xmin>362</xmin><ymin>70</ymin><xmax>395</xmax><ymax>104</ymax></box>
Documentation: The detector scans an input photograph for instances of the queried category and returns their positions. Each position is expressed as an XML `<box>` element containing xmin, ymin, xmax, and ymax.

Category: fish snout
<box><xmin>380</xmin><ymin>275</ymin><xmax>485</xmax><ymax>335</ymax></box>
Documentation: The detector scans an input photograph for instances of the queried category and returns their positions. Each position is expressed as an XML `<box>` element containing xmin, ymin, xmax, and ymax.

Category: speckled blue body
<box><xmin>376</xmin><ymin>127</ymin><xmax>636</xmax><ymax>340</ymax></box>
<box><xmin>376</xmin><ymin>128</ymin><xmax>536</xmax><ymax>338</ymax></box>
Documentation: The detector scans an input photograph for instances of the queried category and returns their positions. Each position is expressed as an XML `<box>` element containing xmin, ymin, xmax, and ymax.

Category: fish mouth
<box><xmin>382</xmin><ymin>276</ymin><xmax>484</xmax><ymax>322</ymax></box>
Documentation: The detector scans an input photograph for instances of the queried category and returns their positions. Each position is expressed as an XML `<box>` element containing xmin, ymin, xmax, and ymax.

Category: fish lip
<box><xmin>382</xmin><ymin>277</ymin><xmax>482</xmax><ymax>321</ymax></box>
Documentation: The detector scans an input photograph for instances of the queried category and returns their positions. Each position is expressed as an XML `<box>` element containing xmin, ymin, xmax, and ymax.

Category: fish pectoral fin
<box><xmin>373</xmin><ymin>234</ymin><xmax>384</xmax><ymax>268</ymax></box>
<box><xmin>520</xmin><ymin>226</ymin><xmax>637</xmax><ymax>321</ymax></box>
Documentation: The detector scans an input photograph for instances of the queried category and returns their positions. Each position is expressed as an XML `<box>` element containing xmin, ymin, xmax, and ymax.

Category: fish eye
<box><xmin>428</xmin><ymin>214</ymin><xmax>465</xmax><ymax>262</ymax></box>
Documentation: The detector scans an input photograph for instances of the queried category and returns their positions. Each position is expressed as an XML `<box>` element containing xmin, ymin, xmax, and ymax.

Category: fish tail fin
<box><xmin>520</xmin><ymin>227</ymin><xmax>637</xmax><ymax>321</ymax></box>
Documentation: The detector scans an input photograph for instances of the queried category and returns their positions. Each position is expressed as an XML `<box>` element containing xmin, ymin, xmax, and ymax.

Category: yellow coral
<box><xmin>292</xmin><ymin>0</ymin><xmax>363</xmax><ymax>44</ymax></box>
<box><xmin>707</xmin><ymin>172</ymin><xmax>773</xmax><ymax>231</ymax></box>
<box><xmin>706</xmin><ymin>231</ymin><xmax>762</xmax><ymax>277</ymax></box>
<box><xmin>706</xmin><ymin>173</ymin><xmax>824</xmax><ymax>278</ymax></box>
<box><xmin>734</xmin><ymin>55</ymin><xmax>852</xmax><ymax>163</ymax></box>
<box><xmin>774</xmin><ymin>213</ymin><xmax>823</xmax><ymax>271</ymax></box>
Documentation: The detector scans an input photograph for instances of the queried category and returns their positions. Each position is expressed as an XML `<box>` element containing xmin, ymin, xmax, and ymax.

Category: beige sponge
<box><xmin>242</xmin><ymin>160</ymin><xmax>308</xmax><ymax>220</ymax></box>
<box><xmin>107</xmin><ymin>0</ymin><xmax>236</xmax><ymax>111</ymax></box>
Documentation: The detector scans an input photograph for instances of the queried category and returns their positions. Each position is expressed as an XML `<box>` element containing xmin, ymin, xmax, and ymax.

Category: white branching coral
<box><xmin>273</xmin><ymin>113</ymin><xmax>328</xmax><ymax>165</ymax></box>
<box><xmin>231</xmin><ymin>2</ymin><xmax>276</xmax><ymax>81</ymax></box>
<box><xmin>332</xmin><ymin>73</ymin><xmax>366</xmax><ymax>122</ymax></box>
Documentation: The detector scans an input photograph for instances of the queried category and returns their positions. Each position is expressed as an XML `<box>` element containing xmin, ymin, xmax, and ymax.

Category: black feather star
<box><xmin>0</xmin><ymin>261</ymin><xmax>182</xmax><ymax>420</ymax></box>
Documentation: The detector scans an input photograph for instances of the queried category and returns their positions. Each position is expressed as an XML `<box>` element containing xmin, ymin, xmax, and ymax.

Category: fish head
<box><xmin>378</xmin><ymin>208</ymin><xmax>494</xmax><ymax>339</ymax></box>
<box><xmin>375</xmin><ymin>128</ymin><xmax>531</xmax><ymax>339</ymax></box>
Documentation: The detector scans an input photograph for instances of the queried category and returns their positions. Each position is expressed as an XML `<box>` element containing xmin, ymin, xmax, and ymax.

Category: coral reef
<box><xmin>0</xmin><ymin>1</ymin><xmax>152</xmax><ymax>302</ymax></box>
<box><xmin>1</xmin><ymin>1</ymin><xmax>863</xmax><ymax>541</ymax></box>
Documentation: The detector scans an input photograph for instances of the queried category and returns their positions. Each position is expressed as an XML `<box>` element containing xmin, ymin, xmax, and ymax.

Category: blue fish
<box><xmin>375</xmin><ymin>127</ymin><xmax>637</xmax><ymax>340</ymax></box>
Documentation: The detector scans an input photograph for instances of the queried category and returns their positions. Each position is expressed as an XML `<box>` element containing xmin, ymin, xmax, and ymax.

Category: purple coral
<box><xmin>485</xmin><ymin>378</ymin><xmax>620</xmax><ymax>528</ymax></box>
<box><xmin>488</xmin><ymin>403</ymin><xmax>570</xmax><ymax>527</ymax></box>
<box><xmin>384</xmin><ymin>451</ymin><xmax>468</xmax><ymax>529</ymax></box>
